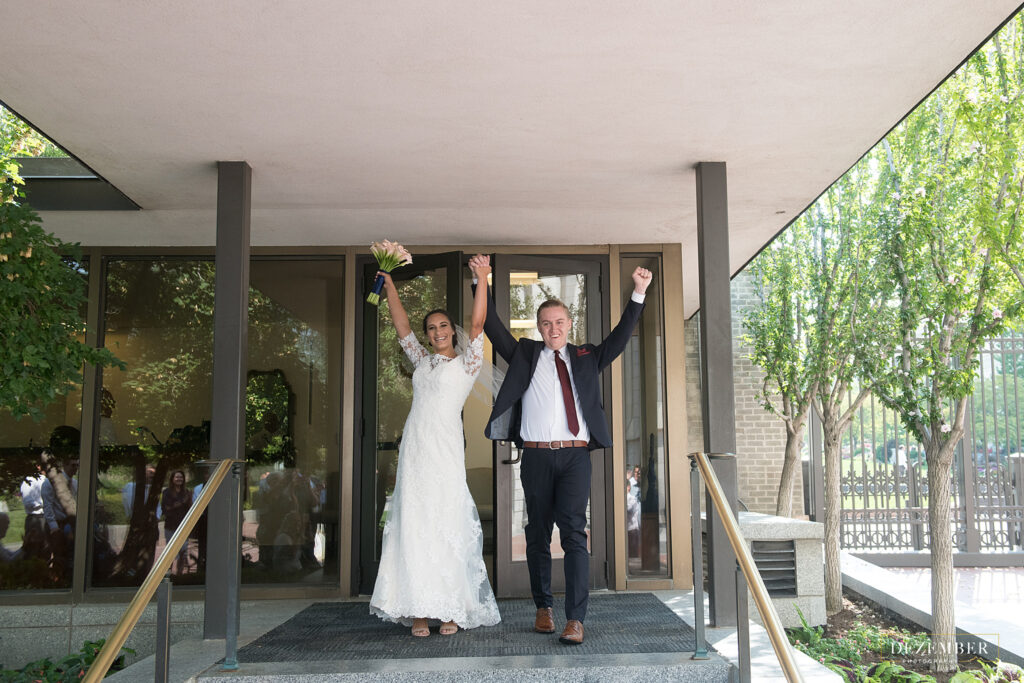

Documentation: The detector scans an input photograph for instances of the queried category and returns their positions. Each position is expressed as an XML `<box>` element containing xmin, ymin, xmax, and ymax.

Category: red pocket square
<box><xmin>576</xmin><ymin>348</ymin><xmax>591</xmax><ymax>357</ymax></box>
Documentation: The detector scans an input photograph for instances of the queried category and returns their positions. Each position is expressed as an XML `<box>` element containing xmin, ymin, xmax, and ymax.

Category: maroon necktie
<box><xmin>554</xmin><ymin>351</ymin><xmax>580</xmax><ymax>436</ymax></box>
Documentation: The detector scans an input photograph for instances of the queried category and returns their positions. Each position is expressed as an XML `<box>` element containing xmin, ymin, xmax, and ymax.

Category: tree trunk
<box><xmin>111</xmin><ymin>457</ymin><xmax>170</xmax><ymax>582</ymax></box>
<box><xmin>775</xmin><ymin>425</ymin><xmax>804</xmax><ymax>517</ymax></box>
<box><xmin>927</xmin><ymin>442</ymin><xmax>957</xmax><ymax>672</ymax></box>
<box><xmin>39</xmin><ymin>452</ymin><xmax>76</xmax><ymax>518</ymax></box>
<box><xmin>822</xmin><ymin>415</ymin><xmax>843</xmax><ymax>615</ymax></box>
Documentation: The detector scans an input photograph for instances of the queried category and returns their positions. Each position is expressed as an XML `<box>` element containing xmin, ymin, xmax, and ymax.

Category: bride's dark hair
<box><xmin>422</xmin><ymin>309</ymin><xmax>458</xmax><ymax>348</ymax></box>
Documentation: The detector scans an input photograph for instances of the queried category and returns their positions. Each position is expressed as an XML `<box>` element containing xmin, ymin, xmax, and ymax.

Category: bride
<box><xmin>369</xmin><ymin>255</ymin><xmax>501</xmax><ymax>637</ymax></box>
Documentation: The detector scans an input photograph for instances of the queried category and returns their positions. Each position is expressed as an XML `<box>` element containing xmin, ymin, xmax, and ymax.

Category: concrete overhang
<box><xmin>1</xmin><ymin>2</ymin><xmax>1020</xmax><ymax>316</ymax></box>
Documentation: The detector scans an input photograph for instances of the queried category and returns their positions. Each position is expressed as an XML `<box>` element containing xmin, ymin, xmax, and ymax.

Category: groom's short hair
<box><xmin>536</xmin><ymin>299</ymin><xmax>571</xmax><ymax>324</ymax></box>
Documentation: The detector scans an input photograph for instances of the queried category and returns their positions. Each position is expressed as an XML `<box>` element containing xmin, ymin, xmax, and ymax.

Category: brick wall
<box><xmin>684</xmin><ymin>270</ymin><xmax>805</xmax><ymax>517</ymax></box>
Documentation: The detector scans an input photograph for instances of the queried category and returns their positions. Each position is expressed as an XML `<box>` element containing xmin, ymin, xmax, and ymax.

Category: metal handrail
<box><xmin>84</xmin><ymin>458</ymin><xmax>242</xmax><ymax>682</ymax></box>
<box><xmin>689</xmin><ymin>451</ymin><xmax>806</xmax><ymax>683</ymax></box>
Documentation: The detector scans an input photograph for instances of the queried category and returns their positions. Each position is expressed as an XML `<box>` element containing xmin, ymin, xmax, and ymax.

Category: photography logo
<box><xmin>888</xmin><ymin>634</ymin><xmax>999</xmax><ymax>667</ymax></box>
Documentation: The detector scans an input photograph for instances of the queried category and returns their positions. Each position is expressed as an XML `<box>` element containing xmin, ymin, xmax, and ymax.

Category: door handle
<box><xmin>499</xmin><ymin>441</ymin><xmax>521</xmax><ymax>464</ymax></box>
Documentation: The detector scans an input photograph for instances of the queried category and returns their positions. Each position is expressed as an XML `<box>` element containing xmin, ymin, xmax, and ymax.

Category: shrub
<box><xmin>0</xmin><ymin>638</ymin><xmax>134</xmax><ymax>682</ymax></box>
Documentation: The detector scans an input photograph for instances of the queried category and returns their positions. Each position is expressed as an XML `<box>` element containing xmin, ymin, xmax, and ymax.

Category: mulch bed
<box><xmin>829</xmin><ymin>590</ymin><xmax>993</xmax><ymax>683</ymax></box>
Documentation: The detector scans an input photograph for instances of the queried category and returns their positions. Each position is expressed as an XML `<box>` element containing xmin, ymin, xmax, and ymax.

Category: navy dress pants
<box><xmin>520</xmin><ymin>446</ymin><xmax>591</xmax><ymax>622</ymax></box>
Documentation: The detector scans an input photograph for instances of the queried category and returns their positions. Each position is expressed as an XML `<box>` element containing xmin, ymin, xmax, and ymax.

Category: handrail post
<box><xmin>223</xmin><ymin>460</ymin><xmax>243</xmax><ymax>671</ymax></box>
<box><xmin>690</xmin><ymin>452</ymin><xmax>806</xmax><ymax>683</ymax></box>
<box><xmin>83</xmin><ymin>458</ymin><xmax>239</xmax><ymax>683</ymax></box>
<box><xmin>735</xmin><ymin>563</ymin><xmax>750</xmax><ymax>683</ymax></box>
<box><xmin>155</xmin><ymin>577</ymin><xmax>171</xmax><ymax>683</ymax></box>
<box><xmin>689</xmin><ymin>456</ymin><xmax>709</xmax><ymax>659</ymax></box>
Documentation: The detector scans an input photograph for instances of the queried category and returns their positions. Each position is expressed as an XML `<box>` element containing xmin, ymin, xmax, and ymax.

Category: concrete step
<box><xmin>107</xmin><ymin>643</ymin><xmax>733</xmax><ymax>682</ymax></box>
<box><xmin>193</xmin><ymin>652</ymin><xmax>735</xmax><ymax>682</ymax></box>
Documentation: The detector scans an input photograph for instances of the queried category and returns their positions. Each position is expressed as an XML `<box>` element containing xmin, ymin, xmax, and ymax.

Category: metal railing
<box><xmin>689</xmin><ymin>452</ymin><xmax>805</xmax><ymax>683</ymax></box>
<box><xmin>84</xmin><ymin>458</ymin><xmax>244</xmax><ymax>683</ymax></box>
<box><xmin>802</xmin><ymin>329</ymin><xmax>1024</xmax><ymax>557</ymax></box>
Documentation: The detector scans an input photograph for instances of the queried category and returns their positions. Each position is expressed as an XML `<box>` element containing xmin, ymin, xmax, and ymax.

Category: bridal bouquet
<box><xmin>367</xmin><ymin>240</ymin><xmax>413</xmax><ymax>305</ymax></box>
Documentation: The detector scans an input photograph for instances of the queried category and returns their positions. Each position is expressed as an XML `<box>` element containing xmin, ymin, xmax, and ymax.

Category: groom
<box><xmin>471</xmin><ymin>254</ymin><xmax>652</xmax><ymax>645</ymax></box>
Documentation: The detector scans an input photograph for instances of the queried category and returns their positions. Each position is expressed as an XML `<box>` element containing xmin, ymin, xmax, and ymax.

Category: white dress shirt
<box><xmin>20</xmin><ymin>474</ymin><xmax>45</xmax><ymax>516</ymax></box>
<box><xmin>521</xmin><ymin>346</ymin><xmax>591</xmax><ymax>443</ymax></box>
<box><xmin>122</xmin><ymin>482</ymin><xmax>161</xmax><ymax>520</ymax></box>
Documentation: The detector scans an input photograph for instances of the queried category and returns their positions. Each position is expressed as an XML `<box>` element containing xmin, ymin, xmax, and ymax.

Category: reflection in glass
<box><xmin>93</xmin><ymin>259</ymin><xmax>216</xmax><ymax>587</ymax></box>
<box><xmin>622</xmin><ymin>256</ymin><xmax>669</xmax><ymax>577</ymax></box>
<box><xmin>92</xmin><ymin>258</ymin><xmax>344</xmax><ymax>588</ymax></box>
<box><xmin>373</xmin><ymin>269</ymin><xmax>447</xmax><ymax>562</ymax></box>
<box><xmin>244</xmin><ymin>260</ymin><xmax>342</xmax><ymax>583</ymax></box>
<box><xmin>0</xmin><ymin>260</ymin><xmax>88</xmax><ymax>591</ymax></box>
<box><xmin>0</xmin><ymin>400</ymin><xmax>83</xmax><ymax>590</ymax></box>
<box><xmin>507</xmin><ymin>271</ymin><xmax>591</xmax><ymax>562</ymax></box>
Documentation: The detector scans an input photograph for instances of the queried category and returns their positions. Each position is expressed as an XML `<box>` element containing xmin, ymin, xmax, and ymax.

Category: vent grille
<box><xmin>751</xmin><ymin>540</ymin><xmax>797</xmax><ymax>597</ymax></box>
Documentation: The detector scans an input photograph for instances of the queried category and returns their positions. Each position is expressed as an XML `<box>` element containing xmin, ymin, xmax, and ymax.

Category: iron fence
<box><xmin>805</xmin><ymin>329</ymin><xmax>1024</xmax><ymax>560</ymax></box>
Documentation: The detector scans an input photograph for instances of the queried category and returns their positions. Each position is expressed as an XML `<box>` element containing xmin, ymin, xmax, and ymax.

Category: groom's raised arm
<box><xmin>593</xmin><ymin>298</ymin><xmax>644</xmax><ymax>371</ymax></box>
<box><xmin>594</xmin><ymin>266</ymin><xmax>653</xmax><ymax>370</ymax></box>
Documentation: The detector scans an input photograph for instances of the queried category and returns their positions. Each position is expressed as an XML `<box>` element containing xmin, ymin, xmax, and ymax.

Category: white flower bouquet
<box><xmin>367</xmin><ymin>240</ymin><xmax>413</xmax><ymax>305</ymax></box>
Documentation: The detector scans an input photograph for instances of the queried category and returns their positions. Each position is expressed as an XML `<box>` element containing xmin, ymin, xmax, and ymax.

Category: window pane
<box><xmin>93</xmin><ymin>259</ymin><xmax>215</xmax><ymax>588</ymax></box>
<box><xmin>622</xmin><ymin>256</ymin><xmax>670</xmax><ymax>577</ymax></box>
<box><xmin>245</xmin><ymin>259</ymin><xmax>343</xmax><ymax>584</ymax></box>
<box><xmin>92</xmin><ymin>257</ymin><xmax>346</xmax><ymax>588</ymax></box>
<box><xmin>0</xmin><ymin>259</ymin><xmax>88</xmax><ymax>591</ymax></box>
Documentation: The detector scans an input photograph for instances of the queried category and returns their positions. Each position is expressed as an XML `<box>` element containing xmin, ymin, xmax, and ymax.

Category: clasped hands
<box><xmin>469</xmin><ymin>255</ymin><xmax>650</xmax><ymax>295</ymax></box>
<box><xmin>469</xmin><ymin>254</ymin><xmax>491</xmax><ymax>279</ymax></box>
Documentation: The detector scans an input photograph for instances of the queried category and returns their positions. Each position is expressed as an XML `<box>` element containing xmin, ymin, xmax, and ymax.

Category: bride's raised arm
<box><xmin>468</xmin><ymin>254</ymin><xmax>491</xmax><ymax>340</ymax></box>
<box><xmin>379</xmin><ymin>271</ymin><xmax>413</xmax><ymax>339</ymax></box>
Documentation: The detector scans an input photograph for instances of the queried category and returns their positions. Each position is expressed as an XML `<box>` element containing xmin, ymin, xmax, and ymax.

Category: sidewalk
<box><xmin>654</xmin><ymin>590</ymin><xmax>841</xmax><ymax>683</ymax></box>
<box><xmin>842</xmin><ymin>553</ymin><xmax>1024</xmax><ymax>667</ymax></box>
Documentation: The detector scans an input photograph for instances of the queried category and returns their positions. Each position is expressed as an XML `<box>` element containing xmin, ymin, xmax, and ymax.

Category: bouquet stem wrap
<box><xmin>367</xmin><ymin>240</ymin><xmax>412</xmax><ymax>306</ymax></box>
<box><xmin>367</xmin><ymin>273</ymin><xmax>387</xmax><ymax>305</ymax></box>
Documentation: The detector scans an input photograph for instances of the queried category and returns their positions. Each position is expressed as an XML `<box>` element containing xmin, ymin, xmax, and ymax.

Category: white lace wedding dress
<box><xmin>369</xmin><ymin>331</ymin><xmax>501</xmax><ymax>629</ymax></box>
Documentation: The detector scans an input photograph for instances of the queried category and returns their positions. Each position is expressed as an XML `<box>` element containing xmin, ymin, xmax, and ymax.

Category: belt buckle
<box><xmin>549</xmin><ymin>441</ymin><xmax>561</xmax><ymax>450</ymax></box>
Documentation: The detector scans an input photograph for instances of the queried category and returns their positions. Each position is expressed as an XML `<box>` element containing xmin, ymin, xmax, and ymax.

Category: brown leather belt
<box><xmin>523</xmin><ymin>440</ymin><xmax>588</xmax><ymax>450</ymax></box>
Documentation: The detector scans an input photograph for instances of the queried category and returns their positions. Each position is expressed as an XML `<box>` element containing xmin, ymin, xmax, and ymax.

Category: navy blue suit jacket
<box><xmin>481</xmin><ymin>287</ymin><xmax>644</xmax><ymax>450</ymax></box>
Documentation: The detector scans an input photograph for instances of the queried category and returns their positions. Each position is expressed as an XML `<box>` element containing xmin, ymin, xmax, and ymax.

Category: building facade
<box><xmin>0</xmin><ymin>244</ymin><xmax>694</xmax><ymax>612</ymax></box>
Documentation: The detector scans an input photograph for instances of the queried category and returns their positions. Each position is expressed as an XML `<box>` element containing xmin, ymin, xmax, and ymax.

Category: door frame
<box><xmin>353</xmin><ymin>251</ymin><xmax>463</xmax><ymax>594</ymax></box>
<box><xmin>491</xmin><ymin>253</ymin><xmax>611</xmax><ymax>598</ymax></box>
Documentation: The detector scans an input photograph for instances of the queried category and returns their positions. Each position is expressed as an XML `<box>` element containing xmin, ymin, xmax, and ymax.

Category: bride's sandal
<box><xmin>440</xmin><ymin>621</ymin><xmax>458</xmax><ymax>635</ymax></box>
<box><xmin>412</xmin><ymin>618</ymin><xmax>430</xmax><ymax>637</ymax></box>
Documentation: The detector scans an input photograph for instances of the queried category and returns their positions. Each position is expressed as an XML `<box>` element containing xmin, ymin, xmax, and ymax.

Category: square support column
<box><xmin>204</xmin><ymin>161</ymin><xmax>251</xmax><ymax>639</ymax></box>
<box><xmin>696</xmin><ymin>161</ymin><xmax>739</xmax><ymax>626</ymax></box>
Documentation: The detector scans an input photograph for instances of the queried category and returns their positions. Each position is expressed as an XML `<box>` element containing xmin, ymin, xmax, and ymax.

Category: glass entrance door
<box><xmin>491</xmin><ymin>255</ymin><xmax>606</xmax><ymax>598</ymax></box>
<box><xmin>358</xmin><ymin>252</ymin><xmax>463</xmax><ymax>593</ymax></box>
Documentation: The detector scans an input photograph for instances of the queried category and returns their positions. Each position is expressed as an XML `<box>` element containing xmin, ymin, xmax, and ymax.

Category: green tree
<box><xmin>744</xmin><ymin>220</ymin><xmax>818</xmax><ymax>518</ymax></box>
<box><xmin>866</xmin><ymin>19</ymin><xmax>1024</xmax><ymax>669</ymax></box>
<box><xmin>807</xmin><ymin>165</ymin><xmax>888</xmax><ymax>617</ymax></box>
<box><xmin>1</xmin><ymin>109</ymin><xmax>122</xmax><ymax>421</ymax></box>
<box><xmin>746</xmin><ymin>164</ymin><xmax>886</xmax><ymax>615</ymax></box>
<box><xmin>0</xmin><ymin>105</ymin><xmax>64</xmax><ymax>181</ymax></box>
<box><xmin>1</xmin><ymin>107</ymin><xmax>120</xmax><ymax>567</ymax></box>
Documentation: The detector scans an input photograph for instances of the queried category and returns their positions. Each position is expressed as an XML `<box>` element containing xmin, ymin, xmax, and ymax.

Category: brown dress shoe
<box><xmin>559</xmin><ymin>619</ymin><xmax>584</xmax><ymax>645</ymax></box>
<box><xmin>534</xmin><ymin>607</ymin><xmax>555</xmax><ymax>633</ymax></box>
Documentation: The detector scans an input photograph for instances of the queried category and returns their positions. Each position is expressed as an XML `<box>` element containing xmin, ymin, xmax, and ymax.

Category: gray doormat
<box><xmin>237</xmin><ymin>593</ymin><xmax>698</xmax><ymax>661</ymax></box>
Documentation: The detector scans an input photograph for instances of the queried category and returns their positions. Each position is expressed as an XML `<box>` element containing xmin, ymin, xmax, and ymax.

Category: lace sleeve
<box><xmin>398</xmin><ymin>332</ymin><xmax>429</xmax><ymax>366</ymax></box>
<box><xmin>460</xmin><ymin>331</ymin><xmax>485</xmax><ymax>377</ymax></box>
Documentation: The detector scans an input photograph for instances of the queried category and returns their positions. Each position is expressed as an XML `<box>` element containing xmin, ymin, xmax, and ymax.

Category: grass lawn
<box><xmin>1</xmin><ymin>499</ymin><xmax>26</xmax><ymax>548</ymax></box>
